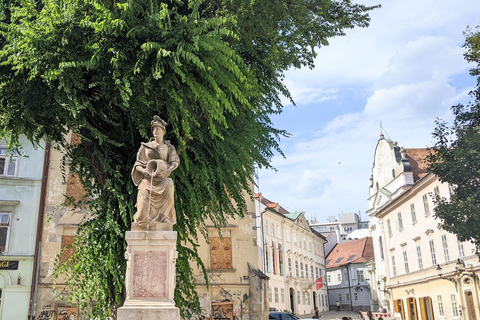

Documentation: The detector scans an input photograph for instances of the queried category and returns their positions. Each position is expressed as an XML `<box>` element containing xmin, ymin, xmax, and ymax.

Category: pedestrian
<box><xmin>359</xmin><ymin>310</ymin><xmax>365</xmax><ymax>320</ymax></box>
<box><xmin>314</xmin><ymin>307</ymin><xmax>320</xmax><ymax>319</ymax></box>
<box><xmin>366</xmin><ymin>310</ymin><xmax>374</xmax><ymax>320</ymax></box>
<box><xmin>336</xmin><ymin>300</ymin><xmax>340</xmax><ymax>311</ymax></box>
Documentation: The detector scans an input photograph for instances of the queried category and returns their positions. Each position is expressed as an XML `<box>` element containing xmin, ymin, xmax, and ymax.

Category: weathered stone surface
<box><xmin>117</xmin><ymin>307</ymin><xmax>180</xmax><ymax>320</ymax></box>
<box><xmin>132</xmin><ymin>251</ymin><xmax>167</xmax><ymax>298</ymax></box>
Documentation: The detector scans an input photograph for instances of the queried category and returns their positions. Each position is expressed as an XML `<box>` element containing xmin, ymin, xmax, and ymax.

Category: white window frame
<box><xmin>423</xmin><ymin>194</ymin><xmax>430</xmax><ymax>216</ymax></box>
<box><xmin>403</xmin><ymin>251</ymin><xmax>409</xmax><ymax>273</ymax></box>
<box><xmin>281</xmin><ymin>288</ymin><xmax>285</xmax><ymax>303</ymax></box>
<box><xmin>357</xmin><ymin>269</ymin><xmax>365</xmax><ymax>282</ymax></box>
<box><xmin>417</xmin><ymin>245</ymin><xmax>424</xmax><ymax>270</ymax></box>
<box><xmin>451</xmin><ymin>293</ymin><xmax>459</xmax><ymax>318</ymax></box>
<box><xmin>392</xmin><ymin>255</ymin><xmax>397</xmax><ymax>276</ymax></box>
<box><xmin>387</xmin><ymin>219</ymin><xmax>392</xmax><ymax>237</ymax></box>
<box><xmin>0</xmin><ymin>212</ymin><xmax>12</xmax><ymax>253</ymax></box>
<box><xmin>458</xmin><ymin>240</ymin><xmax>465</xmax><ymax>258</ymax></box>
<box><xmin>410</xmin><ymin>203</ymin><xmax>417</xmax><ymax>224</ymax></box>
<box><xmin>274</xmin><ymin>287</ymin><xmax>279</xmax><ymax>303</ymax></box>
<box><xmin>430</xmin><ymin>239</ymin><xmax>437</xmax><ymax>265</ymax></box>
<box><xmin>442</xmin><ymin>234</ymin><xmax>450</xmax><ymax>262</ymax></box>
<box><xmin>437</xmin><ymin>294</ymin><xmax>445</xmax><ymax>317</ymax></box>
<box><xmin>0</xmin><ymin>147</ymin><xmax>19</xmax><ymax>177</ymax></box>
<box><xmin>397</xmin><ymin>212</ymin><xmax>404</xmax><ymax>231</ymax></box>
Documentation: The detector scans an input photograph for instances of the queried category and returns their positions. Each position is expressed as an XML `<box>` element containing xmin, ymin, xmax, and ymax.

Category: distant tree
<box><xmin>0</xmin><ymin>0</ymin><xmax>378</xmax><ymax>318</ymax></box>
<box><xmin>427</xmin><ymin>25</ymin><xmax>480</xmax><ymax>253</ymax></box>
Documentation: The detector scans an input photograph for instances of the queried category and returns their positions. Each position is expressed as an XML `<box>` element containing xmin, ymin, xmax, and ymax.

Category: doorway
<box><xmin>290</xmin><ymin>288</ymin><xmax>295</xmax><ymax>314</ymax></box>
<box><xmin>466</xmin><ymin>291</ymin><xmax>477</xmax><ymax>320</ymax></box>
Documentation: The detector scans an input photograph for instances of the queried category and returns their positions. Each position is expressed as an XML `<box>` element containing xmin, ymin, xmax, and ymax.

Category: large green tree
<box><xmin>0</xmin><ymin>0</ymin><xmax>378</xmax><ymax>318</ymax></box>
<box><xmin>427</xmin><ymin>25</ymin><xmax>480</xmax><ymax>253</ymax></box>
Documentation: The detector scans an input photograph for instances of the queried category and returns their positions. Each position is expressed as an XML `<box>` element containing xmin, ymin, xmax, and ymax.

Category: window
<box><xmin>357</xmin><ymin>269</ymin><xmax>365</xmax><ymax>282</ymax></box>
<box><xmin>416</xmin><ymin>246</ymin><xmax>423</xmax><ymax>270</ymax></box>
<box><xmin>387</xmin><ymin>219</ymin><xmax>392</xmax><ymax>237</ymax></box>
<box><xmin>458</xmin><ymin>240</ymin><xmax>465</xmax><ymax>258</ymax></box>
<box><xmin>0</xmin><ymin>148</ymin><xmax>18</xmax><ymax>176</ymax></box>
<box><xmin>434</xmin><ymin>186</ymin><xmax>440</xmax><ymax>198</ymax></box>
<box><xmin>321</xmin><ymin>294</ymin><xmax>325</xmax><ymax>307</ymax></box>
<box><xmin>451</xmin><ymin>294</ymin><xmax>459</xmax><ymax>317</ymax></box>
<box><xmin>337</xmin><ymin>272</ymin><xmax>341</xmax><ymax>282</ymax></box>
<box><xmin>293</xmin><ymin>233</ymin><xmax>297</xmax><ymax>245</ymax></box>
<box><xmin>354</xmin><ymin>293</ymin><xmax>358</xmax><ymax>301</ymax></box>
<box><xmin>274</xmin><ymin>287</ymin><xmax>279</xmax><ymax>303</ymax></box>
<box><xmin>316</xmin><ymin>267</ymin><xmax>319</xmax><ymax>279</ymax></box>
<box><xmin>403</xmin><ymin>251</ymin><xmax>409</xmax><ymax>273</ymax></box>
<box><xmin>448</xmin><ymin>183</ymin><xmax>455</xmax><ymax>196</ymax></box>
<box><xmin>437</xmin><ymin>294</ymin><xmax>445</xmax><ymax>317</ymax></box>
<box><xmin>295</xmin><ymin>260</ymin><xmax>299</xmax><ymax>277</ymax></box>
<box><xmin>276</xmin><ymin>226</ymin><xmax>281</xmax><ymax>239</ymax></box>
<box><xmin>286</xmin><ymin>229</ymin><xmax>291</xmax><ymax>242</ymax></box>
<box><xmin>429</xmin><ymin>240</ymin><xmax>437</xmax><ymax>266</ymax></box>
<box><xmin>0</xmin><ymin>213</ymin><xmax>11</xmax><ymax>252</ymax></box>
<box><xmin>442</xmin><ymin>235</ymin><xmax>450</xmax><ymax>262</ymax></box>
<box><xmin>271</xmin><ymin>223</ymin><xmax>275</xmax><ymax>236</ymax></box>
<box><xmin>379</xmin><ymin>236</ymin><xmax>384</xmax><ymax>260</ymax></box>
<box><xmin>392</xmin><ymin>255</ymin><xmax>397</xmax><ymax>276</ymax></box>
<box><xmin>300</xmin><ymin>263</ymin><xmax>304</xmax><ymax>278</ymax></box>
<box><xmin>423</xmin><ymin>194</ymin><xmax>430</xmax><ymax>216</ymax></box>
<box><xmin>410</xmin><ymin>204</ymin><xmax>417</xmax><ymax>224</ymax></box>
<box><xmin>297</xmin><ymin>291</ymin><xmax>300</xmax><ymax>304</ymax></box>
<box><xmin>338</xmin><ymin>294</ymin><xmax>343</xmax><ymax>302</ymax></box>
<box><xmin>305</xmin><ymin>263</ymin><xmax>308</xmax><ymax>278</ymax></box>
<box><xmin>327</xmin><ymin>274</ymin><xmax>331</xmax><ymax>284</ymax></box>
<box><xmin>308</xmin><ymin>293</ymin><xmax>311</xmax><ymax>305</ymax></box>
<box><xmin>346</xmin><ymin>293</ymin><xmax>350</xmax><ymax>302</ymax></box>
<box><xmin>288</xmin><ymin>258</ymin><xmax>292</xmax><ymax>276</ymax></box>
<box><xmin>281</xmin><ymin>288</ymin><xmax>285</xmax><ymax>303</ymax></box>
<box><xmin>311</xmin><ymin>266</ymin><xmax>314</xmax><ymax>280</ymax></box>
<box><xmin>397</xmin><ymin>212</ymin><xmax>403</xmax><ymax>231</ymax></box>
<box><xmin>303</xmin><ymin>292</ymin><xmax>306</xmax><ymax>305</ymax></box>
<box><xmin>269</xmin><ymin>287</ymin><xmax>272</xmax><ymax>302</ymax></box>
<box><xmin>209</xmin><ymin>237</ymin><xmax>233</xmax><ymax>269</ymax></box>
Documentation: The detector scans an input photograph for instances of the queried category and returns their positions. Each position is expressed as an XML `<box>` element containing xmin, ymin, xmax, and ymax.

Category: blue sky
<box><xmin>257</xmin><ymin>0</ymin><xmax>480</xmax><ymax>222</ymax></box>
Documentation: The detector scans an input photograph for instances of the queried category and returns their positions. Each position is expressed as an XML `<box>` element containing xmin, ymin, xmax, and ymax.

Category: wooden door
<box><xmin>466</xmin><ymin>291</ymin><xmax>477</xmax><ymax>320</ymax></box>
<box><xmin>211</xmin><ymin>301</ymin><xmax>233</xmax><ymax>320</ymax></box>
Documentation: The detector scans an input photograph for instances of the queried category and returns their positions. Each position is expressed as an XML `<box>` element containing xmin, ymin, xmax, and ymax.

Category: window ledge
<box><xmin>208</xmin><ymin>268</ymin><xmax>237</xmax><ymax>273</ymax></box>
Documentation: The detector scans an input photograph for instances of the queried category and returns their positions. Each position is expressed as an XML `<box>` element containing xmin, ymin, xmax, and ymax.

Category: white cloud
<box><xmin>258</xmin><ymin>0</ymin><xmax>480</xmax><ymax>221</ymax></box>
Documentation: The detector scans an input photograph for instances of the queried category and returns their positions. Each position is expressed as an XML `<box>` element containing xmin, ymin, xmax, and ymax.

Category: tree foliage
<box><xmin>0</xmin><ymin>0</ymin><xmax>378</xmax><ymax>318</ymax></box>
<box><xmin>427</xmin><ymin>25</ymin><xmax>480</xmax><ymax>251</ymax></box>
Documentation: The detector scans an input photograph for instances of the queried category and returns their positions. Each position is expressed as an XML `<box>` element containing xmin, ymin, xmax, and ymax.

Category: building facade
<box><xmin>192</xmin><ymin>190</ymin><xmax>269</xmax><ymax>320</ymax></box>
<box><xmin>310</xmin><ymin>213</ymin><xmax>369</xmax><ymax>243</ymax></box>
<box><xmin>325</xmin><ymin>237</ymin><xmax>374</xmax><ymax>312</ymax></box>
<box><xmin>367</xmin><ymin>135</ymin><xmax>480</xmax><ymax>320</ymax></box>
<box><xmin>255</xmin><ymin>194</ymin><xmax>328</xmax><ymax>317</ymax></box>
<box><xmin>0</xmin><ymin>137</ymin><xmax>47</xmax><ymax>319</ymax></box>
<box><xmin>33</xmin><ymin>134</ymin><xmax>86</xmax><ymax>320</ymax></box>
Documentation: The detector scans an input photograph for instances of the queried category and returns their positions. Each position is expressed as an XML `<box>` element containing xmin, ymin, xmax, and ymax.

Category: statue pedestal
<box><xmin>117</xmin><ymin>226</ymin><xmax>180</xmax><ymax>319</ymax></box>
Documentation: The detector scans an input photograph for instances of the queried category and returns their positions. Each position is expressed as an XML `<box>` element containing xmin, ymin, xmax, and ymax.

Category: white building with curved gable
<box><xmin>367</xmin><ymin>134</ymin><xmax>480</xmax><ymax>320</ymax></box>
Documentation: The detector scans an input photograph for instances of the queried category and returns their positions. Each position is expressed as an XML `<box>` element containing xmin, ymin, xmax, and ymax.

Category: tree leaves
<box><xmin>0</xmin><ymin>0</ymin><xmax>378</xmax><ymax>318</ymax></box>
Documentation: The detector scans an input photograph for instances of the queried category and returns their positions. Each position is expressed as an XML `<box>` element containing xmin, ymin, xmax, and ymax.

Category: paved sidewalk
<box><xmin>298</xmin><ymin>310</ymin><xmax>359</xmax><ymax>319</ymax></box>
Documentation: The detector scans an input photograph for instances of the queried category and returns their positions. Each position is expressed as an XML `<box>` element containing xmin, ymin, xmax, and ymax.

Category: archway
<box><xmin>313</xmin><ymin>291</ymin><xmax>317</xmax><ymax>309</ymax></box>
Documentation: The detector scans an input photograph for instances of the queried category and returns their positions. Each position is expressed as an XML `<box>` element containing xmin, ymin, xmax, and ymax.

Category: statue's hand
<box><xmin>143</xmin><ymin>168</ymin><xmax>152</xmax><ymax>179</ymax></box>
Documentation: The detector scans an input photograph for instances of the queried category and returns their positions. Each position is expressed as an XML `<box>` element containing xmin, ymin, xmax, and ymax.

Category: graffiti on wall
<box><xmin>212</xmin><ymin>301</ymin><xmax>233</xmax><ymax>320</ymax></box>
<box><xmin>37</xmin><ymin>305</ymin><xmax>55</xmax><ymax>320</ymax></box>
<box><xmin>57</xmin><ymin>307</ymin><xmax>79</xmax><ymax>320</ymax></box>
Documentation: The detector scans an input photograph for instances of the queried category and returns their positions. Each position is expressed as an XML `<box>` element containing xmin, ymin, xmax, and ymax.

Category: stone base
<box><xmin>117</xmin><ymin>306</ymin><xmax>180</xmax><ymax>320</ymax></box>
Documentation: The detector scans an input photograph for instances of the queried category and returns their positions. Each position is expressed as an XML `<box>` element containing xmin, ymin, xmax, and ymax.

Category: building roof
<box><xmin>254</xmin><ymin>193</ymin><xmax>289</xmax><ymax>214</ymax></box>
<box><xmin>404</xmin><ymin>148</ymin><xmax>430</xmax><ymax>182</ymax></box>
<box><xmin>325</xmin><ymin>237</ymin><xmax>374</xmax><ymax>269</ymax></box>
<box><xmin>284</xmin><ymin>212</ymin><xmax>302</xmax><ymax>221</ymax></box>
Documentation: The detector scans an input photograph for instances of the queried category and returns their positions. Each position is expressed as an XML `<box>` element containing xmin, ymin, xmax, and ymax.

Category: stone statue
<box><xmin>131</xmin><ymin>115</ymin><xmax>180</xmax><ymax>228</ymax></box>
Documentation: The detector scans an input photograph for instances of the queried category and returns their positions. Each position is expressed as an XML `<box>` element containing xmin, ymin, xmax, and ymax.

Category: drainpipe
<box><xmin>29</xmin><ymin>143</ymin><xmax>50</xmax><ymax>320</ymax></box>
<box><xmin>346</xmin><ymin>264</ymin><xmax>353</xmax><ymax>311</ymax></box>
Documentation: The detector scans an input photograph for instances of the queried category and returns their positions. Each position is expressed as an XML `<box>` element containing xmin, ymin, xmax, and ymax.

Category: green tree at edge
<box><xmin>427</xmin><ymin>25</ymin><xmax>480</xmax><ymax>256</ymax></box>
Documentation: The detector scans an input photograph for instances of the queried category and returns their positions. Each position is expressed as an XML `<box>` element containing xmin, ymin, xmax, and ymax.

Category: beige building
<box><xmin>192</xmin><ymin>190</ymin><xmax>269</xmax><ymax>320</ymax></box>
<box><xmin>367</xmin><ymin>135</ymin><xmax>480</xmax><ymax>320</ymax></box>
<box><xmin>255</xmin><ymin>194</ymin><xmax>328</xmax><ymax>317</ymax></box>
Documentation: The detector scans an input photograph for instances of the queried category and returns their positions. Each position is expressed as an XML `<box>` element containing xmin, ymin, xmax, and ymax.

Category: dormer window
<box><xmin>0</xmin><ymin>148</ymin><xmax>18</xmax><ymax>177</ymax></box>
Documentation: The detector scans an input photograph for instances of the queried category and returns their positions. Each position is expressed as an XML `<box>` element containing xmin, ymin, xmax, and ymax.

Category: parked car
<box><xmin>269</xmin><ymin>311</ymin><xmax>316</xmax><ymax>320</ymax></box>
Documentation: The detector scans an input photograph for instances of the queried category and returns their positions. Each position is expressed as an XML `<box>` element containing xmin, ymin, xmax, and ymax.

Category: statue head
<box><xmin>151</xmin><ymin>115</ymin><xmax>167</xmax><ymax>132</ymax></box>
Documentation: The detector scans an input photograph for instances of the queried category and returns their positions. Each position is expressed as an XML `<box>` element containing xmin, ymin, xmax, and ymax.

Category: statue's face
<box><xmin>152</xmin><ymin>126</ymin><xmax>165</xmax><ymax>137</ymax></box>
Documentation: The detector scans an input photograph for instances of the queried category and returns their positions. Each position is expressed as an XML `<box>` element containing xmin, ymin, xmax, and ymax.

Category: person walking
<box><xmin>336</xmin><ymin>300</ymin><xmax>340</xmax><ymax>311</ymax></box>
<box><xmin>314</xmin><ymin>307</ymin><xmax>320</xmax><ymax>319</ymax></box>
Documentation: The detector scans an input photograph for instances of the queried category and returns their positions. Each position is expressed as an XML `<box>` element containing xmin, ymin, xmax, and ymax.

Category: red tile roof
<box><xmin>404</xmin><ymin>148</ymin><xmax>431</xmax><ymax>182</ymax></box>
<box><xmin>254</xmin><ymin>193</ymin><xmax>289</xmax><ymax>214</ymax></box>
<box><xmin>325</xmin><ymin>237</ymin><xmax>374</xmax><ymax>269</ymax></box>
